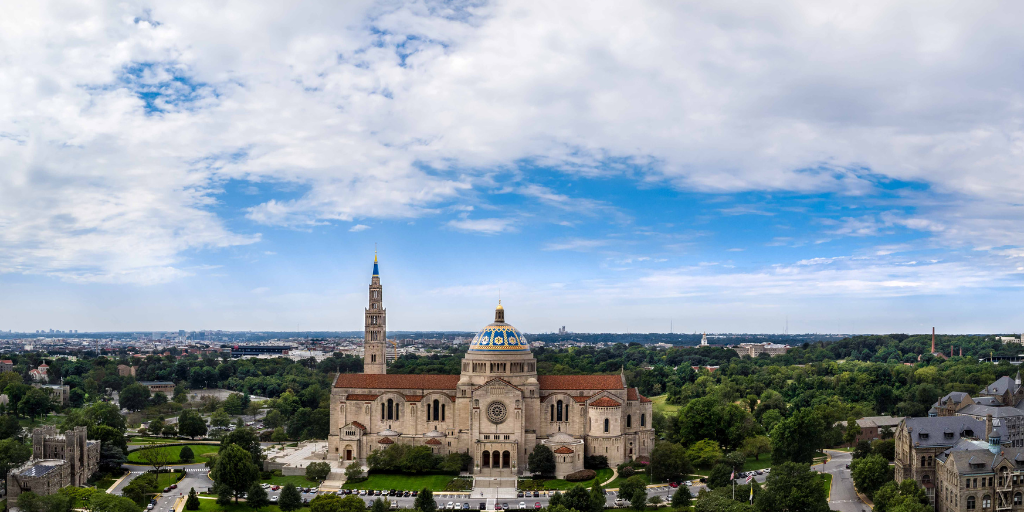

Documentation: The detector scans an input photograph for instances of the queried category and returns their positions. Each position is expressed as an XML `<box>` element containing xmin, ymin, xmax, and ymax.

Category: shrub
<box><xmin>619</xmin><ymin>466</ymin><xmax>636</xmax><ymax>478</ymax></box>
<box><xmin>565</xmin><ymin>469</ymin><xmax>597</xmax><ymax>482</ymax></box>
<box><xmin>584</xmin><ymin>455</ymin><xmax>609</xmax><ymax>469</ymax></box>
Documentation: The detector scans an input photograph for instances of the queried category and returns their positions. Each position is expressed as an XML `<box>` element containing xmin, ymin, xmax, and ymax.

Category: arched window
<box><xmin>482</xmin><ymin>451</ymin><xmax>490</xmax><ymax>467</ymax></box>
<box><xmin>433</xmin><ymin>399</ymin><xmax>440</xmax><ymax>421</ymax></box>
<box><xmin>442</xmin><ymin>403</ymin><xmax>446</xmax><ymax>421</ymax></box>
<box><xmin>967</xmin><ymin>496</ymin><xmax>976</xmax><ymax>509</ymax></box>
<box><xmin>921</xmin><ymin>456</ymin><xmax>926</xmax><ymax>466</ymax></box>
<box><xmin>426</xmin><ymin>404</ymin><xmax>431</xmax><ymax>419</ymax></box>
<box><xmin>604</xmin><ymin>418</ymin><xmax>610</xmax><ymax>433</ymax></box>
<box><xmin>551</xmin><ymin>404</ymin><xmax>555</xmax><ymax>421</ymax></box>
<box><xmin>1015</xmin><ymin>493</ymin><xmax>1022</xmax><ymax>506</ymax></box>
<box><xmin>387</xmin><ymin>399</ymin><xmax>394</xmax><ymax>420</ymax></box>
<box><xmin>983</xmin><ymin>495</ymin><xmax>991</xmax><ymax>508</ymax></box>
<box><xmin>502</xmin><ymin>451</ymin><xmax>511</xmax><ymax>468</ymax></box>
<box><xmin>922</xmin><ymin>474</ymin><xmax>931</xmax><ymax>484</ymax></box>
<box><xmin>381</xmin><ymin>403</ymin><xmax>385</xmax><ymax>420</ymax></box>
<box><xmin>557</xmin><ymin>400</ymin><xmax>564</xmax><ymax>422</ymax></box>
<box><xmin>626</xmin><ymin>415</ymin><xmax>632</xmax><ymax>428</ymax></box>
<box><xmin>641</xmin><ymin>414</ymin><xmax>645</xmax><ymax>427</ymax></box>
<box><xmin>492</xmin><ymin>451</ymin><xmax>500</xmax><ymax>468</ymax></box>
<box><xmin>395</xmin><ymin>402</ymin><xmax>400</xmax><ymax>421</ymax></box>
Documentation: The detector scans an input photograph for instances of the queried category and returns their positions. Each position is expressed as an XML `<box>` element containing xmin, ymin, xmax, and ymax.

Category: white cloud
<box><xmin>349</xmin><ymin>224</ymin><xmax>371</xmax><ymax>232</ymax></box>
<box><xmin>7</xmin><ymin>1</ymin><xmax>1024</xmax><ymax>284</ymax></box>
<box><xmin>543</xmin><ymin>238</ymin><xmax>611</xmax><ymax>251</ymax></box>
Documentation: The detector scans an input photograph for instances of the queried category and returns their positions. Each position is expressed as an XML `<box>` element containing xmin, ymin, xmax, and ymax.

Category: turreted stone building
<box><xmin>6</xmin><ymin>426</ymin><xmax>100</xmax><ymax>501</ymax></box>
<box><xmin>328</xmin><ymin>257</ymin><xmax>655</xmax><ymax>477</ymax></box>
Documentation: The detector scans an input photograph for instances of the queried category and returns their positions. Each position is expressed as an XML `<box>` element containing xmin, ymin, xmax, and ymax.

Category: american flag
<box><xmin>730</xmin><ymin>470</ymin><xmax>735</xmax><ymax>481</ymax></box>
<box><xmin>745</xmin><ymin>475</ymin><xmax>753</xmax><ymax>484</ymax></box>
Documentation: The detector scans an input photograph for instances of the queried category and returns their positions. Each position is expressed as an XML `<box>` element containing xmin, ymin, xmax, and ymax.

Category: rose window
<box><xmin>486</xmin><ymin>401</ymin><xmax>508</xmax><ymax>424</ymax></box>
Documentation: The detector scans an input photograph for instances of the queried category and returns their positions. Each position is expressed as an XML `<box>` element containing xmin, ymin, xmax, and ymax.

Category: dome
<box><xmin>425</xmin><ymin>429</ymin><xmax>446</xmax><ymax>438</ymax></box>
<box><xmin>379</xmin><ymin>428</ymin><xmax>400</xmax><ymax>437</ymax></box>
<box><xmin>547</xmin><ymin>432</ymin><xmax>576</xmax><ymax>444</ymax></box>
<box><xmin>468</xmin><ymin>303</ymin><xmax>530</xmax><ymax>353</ymax></box>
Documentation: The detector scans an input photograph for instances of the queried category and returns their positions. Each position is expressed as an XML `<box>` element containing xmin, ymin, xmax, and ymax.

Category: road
<box><xmin>819</xmin><ymin>450</ymin><xmax>869</xmax><ymax>512</ymax></box>
<box><xmin>110</xmin><ymin>463</ymin><xmax>214</xmax><ymax>512</ymax></box>
<box><xmin>337</xmin><ymin>483</ymin><xmax>687</xmax><ymax>510</ymax></box>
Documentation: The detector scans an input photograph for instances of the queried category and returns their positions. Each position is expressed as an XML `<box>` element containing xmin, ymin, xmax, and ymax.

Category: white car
<box><xmin>614</xmin><ymin>499</ymin><xmax>626</xmax><ymax>507</ymax></box>
<box><xmin>447</xmin><ymin>502</ymin><xmax>455</xmax><ymax>510</ymax></box>
<box><xmin>455</xmin><ymin>503</ymin><xmax>461</xmax><ymax>510</ymax></box>
<box><xmin>519</xmin><ymin>503</ymin><xmax>527</xmax><ymax>510</ymax></box>
<box><xmin>270</xmin><ymin>496</ymin><xmax>279</xmax><ymax>503</ymax></box>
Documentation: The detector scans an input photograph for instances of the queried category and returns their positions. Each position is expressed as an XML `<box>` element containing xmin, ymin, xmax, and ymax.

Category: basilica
<box><xmin>328</xmin><ymin>257</ymin><xmax>655</xmax><ymax>477</ymax></box>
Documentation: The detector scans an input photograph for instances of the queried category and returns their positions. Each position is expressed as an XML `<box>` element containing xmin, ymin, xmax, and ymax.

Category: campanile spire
<box><xmin>364</xmin><ymin>252</ymin><xmax>386</xmax><ymax>374</ymax></box>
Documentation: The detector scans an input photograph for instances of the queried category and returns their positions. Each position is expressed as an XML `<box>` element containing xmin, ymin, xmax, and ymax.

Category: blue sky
<box><xmin>2</xmin><ymin>1</ymin><xmax>1024</xmax><ymax>333</ymax></box>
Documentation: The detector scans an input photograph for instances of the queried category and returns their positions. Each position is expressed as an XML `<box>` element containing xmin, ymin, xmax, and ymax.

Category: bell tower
<box><xmin>364</xmin><ymin>252</ymin><xmax>387</xmax><ymax>374</ymax></box>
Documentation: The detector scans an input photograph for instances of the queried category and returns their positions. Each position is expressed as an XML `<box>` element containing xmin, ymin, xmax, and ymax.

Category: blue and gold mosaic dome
<box><xmin>468</xmin><ymin>304</ymin><xmax>530</xmax><ymax>353</ymax></box>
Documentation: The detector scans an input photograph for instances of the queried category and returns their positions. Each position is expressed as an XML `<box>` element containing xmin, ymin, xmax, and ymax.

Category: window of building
<box><xmin>387</xmin><ymin>399</ymin><xmax>394</xmax><ymax>420</ymax></box>
<box><xmin>381</xmin><ymin>403</ymin><xmax>385</xmax><ymax>420</ymax></box>
<box><xmin>983</xmin><ymin>495</ymin><xmax>991</xmax><ymax>508</ymax></box>
<box><xmin>641</xmin><ymin>414</ymin><xmax>645</xmax><ymax>427</ymax></box>
<box><xmin>1016</xmin><ymin>493</ymin><xmax>1023</xmax><ymax>506</ymax></box>
<box><xmin>604</xmin><ymin>419</ymin><xmax>610</xmax><ymax>433</ymax></box>
<box><xmin>557</xmin><ymin>400</ymin><xmax>564</xmax><ymax>422</ymax></box>
<box><xmin>626</xmin><ymin>415</ymin><xmax>632</xmax><ymax>428</ymax></box>
<box><xmin>442</xmin><ymin>403</ymin><xmax>446</xmax><ymax>421</ymax></box>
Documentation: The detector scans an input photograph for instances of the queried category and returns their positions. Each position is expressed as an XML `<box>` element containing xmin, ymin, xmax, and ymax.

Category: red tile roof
<box><xmin>404</xmin><ymin>395</ymin><xmax>424</xmax><ymax>402</ymax></box>
<box><xmin>553</xmin><ymin>446</ymin><xmax>574</xmax><ymax>454</ymax></box>
<box><xmin>351</xmin><ymin>421</ymin><xmax>366</xmax><ymax>431</ymax></box>
<box><xmin>474</xmin><ymin>377</ymin><xmax>523</xmax><ymax>393</ymax></box>
<box><xmin>425</xmin><ymin>438</ymin><xmax>442</xmax><ymax>445</ymax></box>
<box><xmin>590</xmin><ymin>397</ymin><xmax>622</xmax><ymax>407</ymax></box>
<box><xmin>572</xmin><ymin>396</ymin><xmax>591</xmax><ymax>403</ymax></box>
<box><xmin>639</xmin><ymin>395</ymin><xmax>652</xmax><ymax>403</ymax></box>
<box><xmin>538</xmin><ymin>375</ymin><xmax>624</xmax><ymax>391</ymax></box>
<box><xmin>378</xmin><ymin>437</ymin><xmax>395</xmax><ymax>444</ymax></box>
<box><xmin>335</xmin><ymin>373</ymin><xmax>459</xmax><ymax>390</ymax></box>
<box><xmin>627</xmin><ymin>388</ymin><xmax>638</xmax><ymax>401</ymax></box>
<box><xmin>347</xmin><ymin>394</ymin><xmax>380</xmax><ymax>401</ymax></box>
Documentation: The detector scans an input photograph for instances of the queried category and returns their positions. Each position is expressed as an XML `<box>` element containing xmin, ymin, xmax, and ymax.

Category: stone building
<box><xmin>138</xmin><ymin>381</ymin><xmax>175</xmax><ymax>395</ymax></box>
<box><xmin>731</xmin><ymin>343</ymin><xmax>791</xmax><ymax>358</ymax></box>
<box><xmin>328</xmin><ymin>258</ymin><xmax>656</xmax><ymax>477</ymax></box>
<box><xmin>895</xmin><ymin>415</ymin><xmax>995</xmax><ymax>504</ymax></box>
<box><xmin>117</xmin><ymin>364</ymin><xmax>136</xmax><ymax>377</ymax></box>
<box><xmin>6</xmin><ymin>426</ymin><xmax>100</xmax><ymax>500</ymax></box>
<box><xmin>837</xmin><ymin>415</ymin><xmax>903</xmax><ymax>447</ymax></box>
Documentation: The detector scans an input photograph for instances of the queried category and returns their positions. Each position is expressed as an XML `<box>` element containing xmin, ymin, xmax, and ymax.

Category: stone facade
<box><xmin>328</xmin><ymin>260</ymin><xmax>656</xmax><ymax>476</ymax></box>
<box><xmin>7</xmin><ymin>426</ymin><xmax>100</xmax><ymax>501</ymax></box>
<box><xmin>731</xmin><ymin>343</ymin><xmax>791</xmax><ymax>358</ymax></box>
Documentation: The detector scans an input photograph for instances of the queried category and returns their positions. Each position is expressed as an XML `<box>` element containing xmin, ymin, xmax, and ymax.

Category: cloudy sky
<box><xmin>3</xmin><ymin>1</ymin><xmax>1024</xmax><ymax>334</ymax></box>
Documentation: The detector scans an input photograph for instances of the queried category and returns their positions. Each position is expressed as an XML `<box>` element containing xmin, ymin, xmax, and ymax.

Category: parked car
<box><xmin>535</xmin><ymin>503</ymin><xmax>542</xmax><ymax>510</ymax></box>
<box><xmin>532</xmin><ymin>491</ymin><xmax>540</xmax><ymax>498</ymax></box>
<box><xmin>147</xmin><ymin>505</ymin><xmax>154</xmax><ymax>511</ymax></box>
<box><xmin>478</xmin><ymin>503</ymin><xmax>487</xmax><ymax>510</ymax></box>
<box><xmin>412</xmin><ymin>491</ymin><xmax>419</xmax><ymax>497</ymax></box>
<box><xmin>272</xmin><ymin>486</ymin><xmax>280</xmax><ymax>491</ymax></box>
<box><xmin>614</xmin><ymin>499</ymin><xmax>626</xmax><ymax>507</ymax></box>
<box><xmin>270</xmin><ymin>496</ymin><xmax>279</xmax><ymax>503</ymax></box>
<box><xmin>163</xmin><ymin>487</ymin><xmax>171</xmax><ymax>493</ymax></box>
<box><xmin>390</xmin><ymin>503</ymin><xmax>399</xmax><ymax>510</ymax></box>
<box><xmin>502</xmin><ymin>503</ymin><xmax>509</xmax><ymax>510</ymax></box>
<box><xmin>519</xmin><ymin>502</ymin><xmax>527</xmax><ymax>509</ymax></box>
<box><xmin>517</xmin><ymin>492</ymin><xmax>524</xmax><ymax>498</ymax></box>
<box><xmin>668</xmin><ymin>482</ymin><xmax>678</xmax><ymax>488</ymax></box>
<box><xmin>494</xmin><ymin>504</ymin><xmax>502</xmax><ymax>510</ymax></box>
<box><xmin>447</xmin><ymin>502</ymin><xmax>455</xmax><ymax>509</ymax></box>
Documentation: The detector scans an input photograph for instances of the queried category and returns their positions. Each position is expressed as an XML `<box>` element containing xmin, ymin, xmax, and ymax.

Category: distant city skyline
<box><xmin>3</xmin><ymin>3</ymin><xmax>1024</xmax><ymax>333</ymax></box>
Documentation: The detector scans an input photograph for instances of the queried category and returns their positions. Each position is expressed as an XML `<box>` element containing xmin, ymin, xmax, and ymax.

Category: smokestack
<box><xmin>960</xmin><ymin>346</ymin><xmax>963</xmax><ymax>357</ymax></box>
<box><xmin>932</xmin><ymin>327</ymin><xmax>936</xmax><ymax>353</ymax></box>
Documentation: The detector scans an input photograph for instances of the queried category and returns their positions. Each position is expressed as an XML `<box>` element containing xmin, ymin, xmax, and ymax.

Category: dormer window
<box><xmin>945</xmin><ymin>432</ymin><xmax>954</xmax><ymax>439</ymax></box>
<box><xmin>920</xmin><ymin>433</ymin><xmax>929</xmax><ymax>440</ymax></box>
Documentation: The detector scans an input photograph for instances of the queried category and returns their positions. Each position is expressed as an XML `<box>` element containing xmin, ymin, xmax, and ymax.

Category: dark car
<box><xmin>479</xmin><ymin>503</ymin><xmax>487</xmax><ymax>510</ymax></box>
<box><xmin>699</xmin><ymin>478</ymin><xmax>707</xmax><ymax>484</ymax></box>
<box><xmin>669</xmin><ymin>482</ymin><xmax>678</xmax><ymax>488</ymax></box>
<box><xmin>163</xmin><ymin>487</ymin><xmax>171</xmax><ymax>493</ymax></box>
<box><xmin>532</xmin><ymin>492</ymin><xmax>539</xmax><ymax>498</ymax></box>
<box><xmin>413</xmin><ymin>491</ymin><xmax>419</xmax><ymax>497</ymax></box>
<box><xmin>517</xmin><ymin>492</ymin><xmax>524</xmax><ymax>498</ymax></box>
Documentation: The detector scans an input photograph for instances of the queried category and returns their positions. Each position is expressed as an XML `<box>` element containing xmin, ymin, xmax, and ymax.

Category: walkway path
<box><xmin>600</xmin><ymin>467</ymin><xmax>618</xmax><ymax>486</ymax></box>
<box><xmin>820</xmin><ymin>449</ymin><xmax>868</xmax><ymax>512</ymax></box>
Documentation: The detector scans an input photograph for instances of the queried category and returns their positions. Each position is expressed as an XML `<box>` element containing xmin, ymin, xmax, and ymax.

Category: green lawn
<box><xmin>196</xmin><ymin>498</ymin><xmax>310</xmax><ymax>511</ymax></box>
<box><xmin>828</xmin><ymin>447</ymin><xmax>854</xmax><ymax>453</ymax></box>
<box><xmin>606</xmin><ymin>473</ymin><xmax>649</xmax><ymax>490</ymax></box>
<box><xmin>93</xmin><ymin>475</ymin><xmax>121</xmax><ymax>491</ymax></box>
<box><xmin>820</xmin><ymin>473</ymin><xmax>832</xmax><ymax>498</ymax></box>
<box><xmin>130</xmin><ymin>437</ymin><xmax>209</xmax><ymax>445</ymax></box>
<box><xmin>157</xmin><ymin>472</ymin><xmax>185</xmax><ymax>488</ymax></box>
<box><xmin>261</xmin><ymin>475</ymin><xmax>319</xmax><ymax>487</ymax></box>
<box><xmin>128</xmin><ymin>444</ymin><xmax>221</xmax><ymax>464</ymax></box>
<box><xmin>740</xmin><ymin>457</ymin><xmax>772</xmax><ymax>473</ymax></box>
<box><xmin>649</xmin><ymin>395</ymin><xmax>680</xmax><ymax>415</ymax></box>
<box><xmin>342</xmin><ymin>473</ymin><xmax>456</xmax><ymax>491</ymax></box>
<box><xmin>538</xmin><ymin>468</ymin><xmax>615</xmax><ymax>490</ymax></box>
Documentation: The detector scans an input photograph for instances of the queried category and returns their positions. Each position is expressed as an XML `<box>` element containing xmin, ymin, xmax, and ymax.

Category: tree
<box><xmin>99</xmin><ymin>444</ymin><xmax>127</xmax><ymax>472</ymax></box>
<box><xmin>19</xmin><ymin>388</ymin><xmax>51</xmax><ymax>419</ymax></box>
<box><xmin>150</xmin><ymin>392</ymin><xmax>168</xmax><ymax>407</ymax></box>
<box><xmin>528</xmin><ymin>444</ymin><xmax>555</xmax><ymax>476</ymax></box>
<box><xmin>685</xmin><ymin>439</ymin><xmax>723</xmax><ymax>468</ymax></box>
<box><xmin>88</xmin><ymin>493</ymin><xmax>139</xmax><ymax>512</ymax></box>
<box><xmin>707</xmin><ymin>463</ymin><xmax>733</xmax><ymax>489</ymax></box>
<box><xmin>844</xmin><ymin>417</ymin><xmax>862</xmax><ymax>446</ymax></box>
<box><xmin>69</xmin><ymin>387</ymin><xmax>86</xmax><ymax>408</ymax></box>
<box><xmin>369</xmin><ymin>498</ymin><xmax>390</xmax><ymax>512</ymax></box>
<box><xmin>753</xmin><ymin>462</ymin><xmax>829</xmax><ymax>512</ymax></box>
<box><xmin>272</xmin><ymin>427</ymin><xmax>288</xmax><ymax>442</ymax></box>
<box><xmin>246</xmin><ymin>401</ymin><xmax>262</xmax><ymax>422</ymax></box>
<box><xmin>400</xmin><ymin>445</ymin><xmax>439</xmax><ymax>473</ymax></box>
<box><xmin>873</xmin><ymin>480</ymin><xmax>929</xmax><ymax>512</ymax></box>
<box><xmin>650</xmin><ymin>442</ymin><xmax>693</xmax><ymax>483</ymax></box>
<box><xmin>346</xmin><ymin>462</ymin><xmax>366</xmax><ymax>482</ymax></box>
<box><xmin>211</xmin><ymin>444</ymin><xmax>260</xmax><ymax>502</ymax></box>
<box><xmin>671</xmin><ymin>486</ymin><xmax>692</xmax><ymax>509</ymax></box>
<box><xmin>221</xmin><ymin>427</ymin><xmax>264</xmax><ymax>467</ymax></box>
<box><xmin>137</xmin><ymin>446</ymin><xmax>172</xmax><ymax>473</ymax></box>
<box><xmin>853</xmin><ymin>440</ymin><xmax>873</xmax><ymax>460</ymax></box>
<box><xmin>248</xmin><ymin>482</ymin><xmax>271</xmax><ymax>510</ymax></box>
<box><xmin>850</xmin><ymin>454</ymin><xmax>894</xmax><ymax>500</ymax></box>
<box><xmin>0</xmin><ymin>414</ymin><xmax>23</xmax><ymax>438</ymax></box>
<box><xmin>589</xmin><ymin>483</ymin><xmax>606</xmax><ymax>512</ymax></box>
<box><xmin>769</xmin><ymin>409</ymin><xmax>824</xmax><ymax>464</ymax></box>
<box><xmin>873</xmin><ymin>439</ymin><xmax>896</xmax><ymax>461</ymax></box>
<box><xmin>148</xmin><ymin>418</ymin><xmax>166</xmax><ymax>437</ymax></box>
<box><xmin>173</xmin><ymin>384</ymin><xmax>189</xmax><ymax>404</ymax></box>
<box><xmin>678</xmin><ymin>396</ymin><xmax>723</xmax><ymax>447</ymax></box>
<box><xmin>414</xmin><ymin>488</ymin><xmax>436</xmax><ymax>512</ymax></box>
<box><xmin>186</xmin><ymin>488</ymin><xmax>201</xmax><ymax>511</ymax></box>
<box><xmin>119</xmin><ymin>384</ymin><xmax>151</xmax><ymax>412</ymax></box>
<box><xmin>311</xmin><ymin>494</ymin><xmax>366</xmax><ymax>512</ymax></box>
<box><xmin>740</xmin><ymin>436</ymin><xmax>771</xmax><ymax>461</ymax></box>
<box><xmin>264</xmin><ymin>409</ymin><xmax>284</xmax><ymax>429</ymax></box>
<box><xmin>0</xmin><ymin>438</ymin><xmax>31</xmax><ymax>477</ymax></box>
<box><xmin>178</xmin><ymin>409</ymin><xmax>208</xmax><ymax>439</ymax></box>
<box><xmin>307</xmin><ymin>461</ymin><xmax>332</xmax><ymax>482</ymax></box>
<box><xmin>619</xmin><ymin>475</ymin><xmax>648</xmax><ymax>511</ymax></box>
<box><xmin>211</xmin><ymin>409</ymin><xmax>231</xmax><ymax>428</ymax></box>
<box><xmin>223</xmin><ymin>393</ymin><xmax>246</xmax><ymax>415</ymax></box>
<box><xmin>180</xmin><ymin>445</ymin><xmax>195</xmax><ymax>463</ymax></box>
<box><xmin>279</xmin><ymin>483</ymin><xmax>303</xmax><ymax>511</ymax></box>
<box><xmin>439</xmin><ymin>452</ymin><xmax>472</xmax><ymax>473</ymax></box>
<box><xmin>162</xmin><ymin>424</ymin><xmax>177</xmax><ymax>437</ymax></box>
<box><xmin>562</xmin><ymin>484</ymin><xmax>592</xmax><ymax>512</ymax></box>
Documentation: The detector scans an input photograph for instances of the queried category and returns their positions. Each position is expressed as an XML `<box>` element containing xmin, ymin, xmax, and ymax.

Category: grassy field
<box><xmin>157</xmin><ymin>472</ymin><xmax>185</xmax><ymax>488</ymax></box>
<box><xmin>820</xmin><ymin>473</ymin><xmax>832</xmax><ymax>497</ymax></box>
<box><xmin>740</xmin><ymin>457</ymin><xmax>772</xmax><ymax>473</ymax></box>
<box><xmin>130</xmin><ymin>437</ymin><xmax>209</xmax><ymax>445</ymax></box>
<box><xmin>128</xmin><ymin>444</ymin><xmax>221</xmax><ymax>464</ymax></box>
<box><xmin>342</xmin><ymin>473</ymin><xmax>456</xmax><ymax>491</ymax></box>
<box><xmin>649</xmin><ymin>395</ymin><xmax>680</xmax><ymax>415</ymax></box>
<box><xmin>606</xmin><ymin>473</ymin><xmax>649</xmax><ymax>490</ymax></box>
<box><xmin>261</xmin><ymin>475</ymin><xmax>319</xmax><ymax>487</ymax></box>
<box><xmin>522</xmin><ymin>468</ymin><xmax>615</xmax><ymax>490</ymax></box>
<box><xmin>196</xmin><ymin>498</ymin><xmax>310</xmax><ymax>511</ymax></box>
